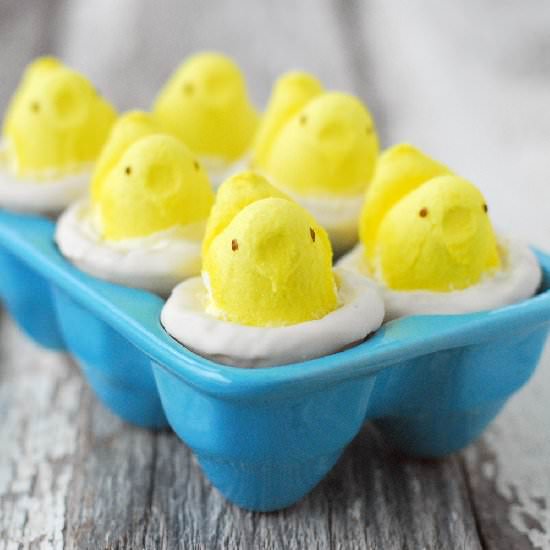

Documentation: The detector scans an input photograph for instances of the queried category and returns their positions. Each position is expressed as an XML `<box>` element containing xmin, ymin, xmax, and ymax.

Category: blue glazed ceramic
<box><xmin>1</xmin><ymin>207</ymin><xmax>549</xmax><ymax>511</ymax></box>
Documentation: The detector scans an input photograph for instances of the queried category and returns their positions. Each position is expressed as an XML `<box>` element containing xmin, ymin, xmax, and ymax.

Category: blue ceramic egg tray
<box><xmin>1</xmin><ymin>207</ymin><xmax>549</xmax><ymax>512</ymax></box>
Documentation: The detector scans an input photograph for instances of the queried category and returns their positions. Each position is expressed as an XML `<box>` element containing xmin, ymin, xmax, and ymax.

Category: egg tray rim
<box><xmin>1</xmin><ymin>207</ymin><xmax>550</xmax><ymax>401</ymax></box>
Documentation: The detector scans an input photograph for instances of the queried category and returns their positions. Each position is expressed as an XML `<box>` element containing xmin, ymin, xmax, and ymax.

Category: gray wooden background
<box><xmin>1</xmin><ymin>1</ymin><xmax>550</xmax><ymax>548</ymax></box>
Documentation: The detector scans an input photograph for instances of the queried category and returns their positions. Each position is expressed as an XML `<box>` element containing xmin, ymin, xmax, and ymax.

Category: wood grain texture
<box><xmin>462</xmin><ymin>345</ymin><xmax>550</xmax><ymax>550</ymax></box>
<box><xmin>1</xmin><ymin>0</ymin><xmax>550</xmax><ymax>548</ymax></box>
<box><xmin>0</xmin><ymin>312</ymin><xmax>83</xmax><ymax>549</ymax></box>
<box><xmin>0</xmin><ymin>327</ymin><xmax>481</xmax><ymax>550</ymax></box>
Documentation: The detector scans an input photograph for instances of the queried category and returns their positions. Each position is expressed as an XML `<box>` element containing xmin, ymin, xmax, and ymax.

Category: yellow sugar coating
<box><xmin>252</xmin><ymin>71</ymin><xmax>323</xmax><ymax>169</ymax></box>
<box><xmin>204</xmin><ymin>197</ymin><xmax>338</xmax><ymax>327</ymax></box>
<box><xmin>359</xmin><ymin>144</ymin><xmax>452</xmax><ymax>266</ymax></box>
<box><xmin>377</xmin><ymin>175</ymin><xmax>501</xmax><ymax>292</ymax></box>
<box><xmin>262</xmin><ymin>92</ymin><xmax>379</xmax><ymax>196</ymax></box>
<box><xmin>2</xmin><ymin>57</ymin><xmax>116</xmax><ymax>177</ymax></box>
<box><xmin>91</xmin><ymin>111</ymin><xmax>167</xmax><ymax>202</ymax></box>
<box><xmin>95</xmin><ymin>134</ymin><xmax>214</xmax><ymax>241</ymax></box>
<box><xmin>202</xmin><ymin>170</ymin><xmax>289</xmax><ymax>256</ymax></box>
<box><xmin>153</xmin><ymin>52</ymin><xmax>259</xmax><ymax>162</ymax></box>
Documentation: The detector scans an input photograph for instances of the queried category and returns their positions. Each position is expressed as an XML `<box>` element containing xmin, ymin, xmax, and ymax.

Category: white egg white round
<box><xmin>337</xmin><ymin>237</ymin><xmax>542</xmax><ymax>321</ymax></box>
<box><xmin>0</xmin><ymin>143</ymin><xmax>90</xmax><ymax>215</ymax></box>
<box><xmin>161</xmin><ymin>267</ymin><xmax>385</xmax><ymax>368</ymax></box>
<box><xmin>56</xmin><ymin>198</ymin><xmax>204</xmax><ymax>296</ymax></box>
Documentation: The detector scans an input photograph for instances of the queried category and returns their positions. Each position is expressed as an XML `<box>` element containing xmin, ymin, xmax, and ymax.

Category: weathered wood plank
<box><xmin>0</xmin><ymin>3</ymin><xmax>78</xmax><ymax>548</ymax></box>
<box><xmin>0</xmin><ymin>312</ymin><xmax>82</xmax><ymax>550</ymax></box>
<box><xmin>325</xmin><ymin>427</ymin><xmax>481</xmax><ymax>550</ymax></box>
<box><xmin>463</xmin><ymin>344</ymin><xmax>550</xmax><ymax>550</ymax></box>
<box><xmin>140</xmin><ymin>425</ymin><xmax>481</xmax><ymax>550</ymax></box>
<box><xmin>64</xmin><ymin>396</ymin><xmax>156</xmax><ymax>550</ymax></box>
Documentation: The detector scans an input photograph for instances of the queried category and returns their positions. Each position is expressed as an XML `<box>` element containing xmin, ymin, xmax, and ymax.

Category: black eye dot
<box><xmin>182</xmin><ymin>82</ymin><xmax>195</xmax><ymax>95</ymax></box>
<box><xmin>193</xmin><ymin>160</ymin><xmax>200</xmax><ymax>171</ymax></box>
<box><xmin>419</xmin><ymin>207</ymin><xmax>429</xmax><ymax>218</ymax></box>
<box><xmin>231</xmin><ymin>239</ymin><xmax>239</xmax><ymax>251</ymax></box>
<box><xmin>299</xmin><ymin>114</ymin><xmax>307</xmax><ymax>126</ymax></box>
<box><xmin>30</xmin><ymin>102</ymin><xmax>40</xmax><ymax>113</ymax></box>
<box><xmin>483</xmin><ymin>203</ymin><xmax>488</xmax><ymax>213</ymax></box>
<box><xmin>310</xmin><ymin>227</ymin><xmax>316</xmax><ymax>242</ymax></box>
<box><xmin>125</xmin><ymin>166</ymin><xmax>132</xmax><ymax>176</ymax></box>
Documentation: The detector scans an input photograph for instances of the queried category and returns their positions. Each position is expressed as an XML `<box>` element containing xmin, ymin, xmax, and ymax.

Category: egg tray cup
<box><xmin>1</xmin><ymin>207</ymin><xmax>549</xmax><ymax>512</ymax></box>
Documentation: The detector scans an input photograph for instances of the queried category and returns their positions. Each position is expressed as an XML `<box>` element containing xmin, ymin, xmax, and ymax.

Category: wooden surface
<box><xmin>1</xmin><ymin>1</ymin><xmax>549</xmax><ymax>548</ymax></box>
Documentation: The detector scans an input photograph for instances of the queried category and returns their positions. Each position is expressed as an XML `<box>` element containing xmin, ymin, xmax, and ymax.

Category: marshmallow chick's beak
<box><xmin>153</xmin><ymin>52</ymin><xmax>259</xmax><ymax>162</ymax></box>
<box><xmin>203</xmin><ymin>196</ymin><xmax>338</xmax><ymax>327</ymax></box>
<box><xmin>376</xmin><ymin>175</ymin><xmax>501</xmax><ymax>292</ymax></box>
<box><xmin>95</xmin><ymin>134</ymin><xmax>214</xmax><ymax>241</ymax></box>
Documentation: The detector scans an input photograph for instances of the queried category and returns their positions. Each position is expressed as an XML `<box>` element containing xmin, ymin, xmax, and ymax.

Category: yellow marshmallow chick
<box><xmin>0</xmin><ymin>57</ymin><xmax>116</xmax><ymax>214</ymax></box>
<box><xmin>204</xmin><ymin>197</ymin><xmax>337</xmax><ymax>327</ymax></box>
<box><xmin>161</xmin><ymin>171</ymin><xmax>385</xmax><ymax>367</ymax></box>
<box><xmin>96</xmin><ymin>134</ymin><xmax>213</xmax><ymax>240</ymax></box>
<box><xmin>359</xmin><ymin>143</ymin><xmax>452</xmax><ymax>268</ymax></box>
<box><xmin>56</xmin><ymin>134</ymin><xmax>215</xmax><ymax>295</ymax></box>
<box><xmin>339</xmin><ymin>173</ymin><xmax>541</xmax><ymax>319</ymax></box>
<box><xmin>90</xmin><ymin>110</ymin><xmax>167</xmax><ymax>203</ymax></box>
<box><xmin>376</xmin><ymin>176</ymin><xmax>500</xmax><ymax>292</ymax></box>
<box><xmin>252</xmin><ymin>71</ymin><xmax>323</xmax><ymax>170</ymax></box>
<box><xmin>153</xmin><ymin>52</ymin><xmax>259</xmax><ymax>187</ymax></box>
<box><xmin>258</xmin><ymin>91</ymin><xmax>379</xmax><ymax>255</ymax></box>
